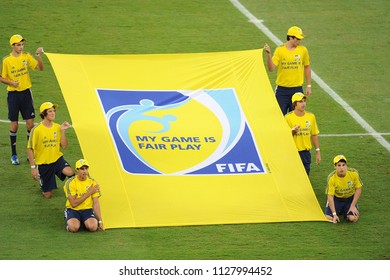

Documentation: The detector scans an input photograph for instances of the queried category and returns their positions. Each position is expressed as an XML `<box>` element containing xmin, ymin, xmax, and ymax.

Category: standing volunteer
<box><xmin>264</xmin><ymin>26</ymin><xmax>312</xmax><ymax>115</ymax></box>
<box><xmin>285</xmin><ymin>92</ymin><xmax>321</xmax><ymax>175</ymax></box>
<box><xmin>0</xmin><ymin>34</ymin><xmax>44</xmax><ymax>165</ymax></box>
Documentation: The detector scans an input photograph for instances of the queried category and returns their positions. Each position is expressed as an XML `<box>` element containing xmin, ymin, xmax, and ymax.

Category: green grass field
<box><xmin>0</xmin><ymin>0</ymin><xmax>389</xmax><ymax>260</ymax></box>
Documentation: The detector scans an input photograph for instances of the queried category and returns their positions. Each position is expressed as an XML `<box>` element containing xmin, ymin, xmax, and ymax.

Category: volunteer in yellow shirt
<box><xmin>264</xmin><ymin>26</ymin><xmax>312</xmax><ymax>115</ymax></box>
<box><xmin>27</xmin><ymin>102</ymin><xmax>74</xmax><ymax>199</ymax></box>
<box><xmin>285</xmin><ymin>92</ymin><xmax>321</xmax><ymax>175</ymax></box>
<box><xmin>325</xmin><ymin>155</ymin><xmax>363</xmax><ymax>223</ymax></box>
<box><xmin>0</xmin><ymin>34</ymin><xmax>44</xmax><ymax>165</ymax></box>
<box><xmin>64</xmin><ymin>159</ymin><xmax>104</xmax><ymax>232</ymax></box>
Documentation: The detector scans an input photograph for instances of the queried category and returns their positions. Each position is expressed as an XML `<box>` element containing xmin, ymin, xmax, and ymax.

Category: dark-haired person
<box><xmin>285</xmin><ymin>92</ymin><xmax>321</xmax><ymax>175</ymax></box>
<box><xmin>0</xmin><ymin>34</ymin><xmax>44</xmax><ymax>165</ymax></box>
<box><xmin>264</xmin><ymin>26</ymin><xmax>312</xmax><ymax>115</ymax></box>
<box><xmin>325</xmin><ymin>155</ymin><xmax>363</xmax><ymax>224</ymax></box>
<box><xmin>64</xmin><ymin>159</ymin><xmax>104</xmax><ymax>233</ymax></box>
<box><xmin>27</xmin><ymin>102</ymin><xmax>74</xmax><ymax>199</ymax></box>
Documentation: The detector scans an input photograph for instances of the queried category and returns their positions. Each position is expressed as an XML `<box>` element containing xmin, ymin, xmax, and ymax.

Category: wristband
<box><xmin>31</xmin><ymin>165</ymin><xmax>36</xmax><ymax>169</ymax></box>
<box><xmin>315</xmin><ymin>148</ymin><xmax>320</xmax><ymax>151</ymax></box>
<box><xmin>332</xmin><ymin>212</ymin><xmax>337</xmax><ymax>216</ymax></box>
<box><xmin>98</xmin><ymin>220</ymin><xmax>103</xmax><ymax>224</ymax></box>
<box><xmin>307</xmin><ymin>85</ymin><xmax>311</xmax><ymax>87</ymax></box>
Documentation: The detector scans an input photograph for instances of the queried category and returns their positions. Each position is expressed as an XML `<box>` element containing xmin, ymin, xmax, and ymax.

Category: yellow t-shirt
<box><xmin>64</xmin><ymin>176</ymin><xmax>100</xmax><ymax>210</ymax></box>
<box><xmin>1</xmin><ymin>52</ymin><xmax>38</xmax><ymax>91</ymax></box>
<box><xmin>272</xmin><ymin>45</ymin><xmax>310</xmax><ymax>87</ymax></box>
<box><xmin>285</xmin><ymin>111</ymin><xmax>319</xmax><ymax>151</ymax></box>
<box><xmin>27</xmin><ymin>122</ymin><xmax>63</xmax><ymax>164</ymax></box>
<box><xmin>326</xmin><ymin>168</ymin><xmax>363</xmax><ymax>198</ymax></box>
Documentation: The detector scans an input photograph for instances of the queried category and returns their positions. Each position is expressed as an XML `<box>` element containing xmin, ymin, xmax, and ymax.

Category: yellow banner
<box><xmin>46</xmin><ymin>49</ymin><xmax>327</xmax><ymax>228</ymax></box>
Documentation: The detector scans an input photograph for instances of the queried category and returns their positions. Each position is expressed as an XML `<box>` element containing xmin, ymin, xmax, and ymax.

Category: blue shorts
<box><xmin>298</xmin><ymin>150</ymin><xmax>311</xmax><ymax>175</ymax></box>
<box><xmin>7</xmin><ymin>89</ymin><xmax>35</xmax><ymax>121</ymax></box>
<box><xmin>325</xmin><ymin>195</ymin><xmax>358</xmax><ymax>219</ymax></box>
<box><xmin>38</xmin><ymin>156</ymin><xmax>71</xmax><ymax>193</ymax></box>
<box><xmin>275</xmin><ymin>85</ymin><xmax>303</xmax><ymax>115</ymax></box>
<box><xmin>64</xmin><ymin>208</ymin><xmax>96</xmax><ymax>223</ymax></box>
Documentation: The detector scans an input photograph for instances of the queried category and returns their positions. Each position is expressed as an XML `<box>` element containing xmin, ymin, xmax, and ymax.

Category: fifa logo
<box><xmin>98</xmin><ymin>88</ymin><xmax>265</xmax><ymax>175</ymax></box>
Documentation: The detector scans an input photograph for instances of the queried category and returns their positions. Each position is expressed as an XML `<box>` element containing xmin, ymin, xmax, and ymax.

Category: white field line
<box><xmin>0</xmin><ymin>119</ymin><xmax>39</xmax><ymax>125</ymax></box>
<box><xmin>321</xmin><ymin>133</ymin><xmax>390</xmax><ymax>137</ymax></box>
<box><xmin>230</xmin><ymin>0</ymin><xmax>390</xmax><ymax>153</ymax></box>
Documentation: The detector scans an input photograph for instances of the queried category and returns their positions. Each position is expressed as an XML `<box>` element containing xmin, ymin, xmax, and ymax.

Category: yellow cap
<box><xmin>75</xmin><ymin>159</ymin><xmax>90</xmax><ymax>169</ymax></box>
<box><xmin>333</xmin><ymin>155</ymin><xmax>347</xmax><ymax>164</ymax></box>
<box><xmin>39</xmin><ymin>102</ymin><xmax>58</xmax><ymax>113</ymax></box>
<box><xmin>287</xmin><ymin>26</ymin><xmax>304</xmax><ymax>39</ymax></box>
<box><xmin>292</xmin><ymin>92</ymin><xmax>306</xmax><ymax>103</ymax></box>
<box><xmin>10</xmin><ymin>34</ymin><xmax>25</xmax><ymax>46</ymax></box>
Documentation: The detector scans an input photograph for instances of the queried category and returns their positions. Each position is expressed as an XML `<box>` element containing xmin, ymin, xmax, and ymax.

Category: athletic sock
<box><xmin>10</xmin><ymin>131</ymin><xmax>17</xmax><ymax>155</ymax></box>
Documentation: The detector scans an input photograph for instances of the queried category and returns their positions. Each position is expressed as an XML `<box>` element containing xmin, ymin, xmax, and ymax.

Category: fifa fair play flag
<box><xmin>46</xmin><ymin>49</ymin><xmax>327</xmax><ymax>228</ymax></box>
